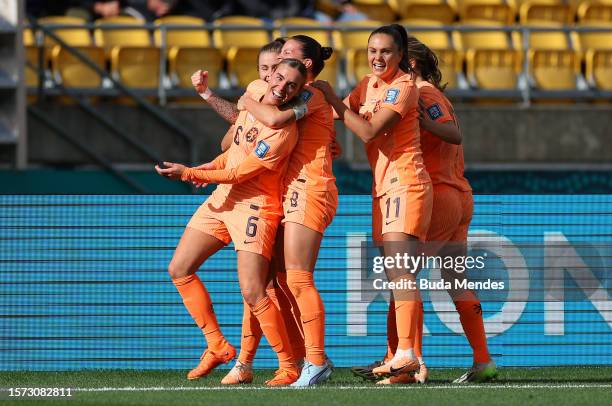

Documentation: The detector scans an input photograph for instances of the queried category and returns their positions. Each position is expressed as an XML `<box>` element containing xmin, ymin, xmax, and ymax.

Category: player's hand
<box><xmin>191</xmin><ymin>70</ymin><xmax>208</xmax><ymax>95</ymax></box>
<box><xmin>237</xmin><ymin>92</ymin><xmax>251</xmax><ymax>111</ymax></box>
<box><xmin>330</xmin><ymin>139</ymin><xmax>342</xmax><ymax>159</ymax></box>
<box><xmin>417</xmin><ymin>98</ymin><xmax>433</xmax><ymax>131</ymax></box>
<box><xmin>155</xmin><ymin>161</ymin><xmax>186</xmax><ymax>181</ymax></box>
<box><xmin>190</xmin><ymin>161</ymin><xmax>215</xmax><ymax>188</ymax></box>
<box><xmin>310</xmin><ymin>80</ymin><xmax>335</xmax><ymax>101</ymax></box>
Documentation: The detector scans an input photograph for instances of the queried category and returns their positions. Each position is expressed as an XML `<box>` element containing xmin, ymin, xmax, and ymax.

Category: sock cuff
<box><xmin>286</xmin><ymin>269</ymin><xmax>314</xmax><ymax>286</ymax></box>
<box><xmin>251</xmin><ymin>296</ymin><xmax>272</xmax><ymax>315</ymax></box>
<box><xmin>172</xmin><ymin>274</ymin><xmax>197</xmax><ymax>287</ymax></box>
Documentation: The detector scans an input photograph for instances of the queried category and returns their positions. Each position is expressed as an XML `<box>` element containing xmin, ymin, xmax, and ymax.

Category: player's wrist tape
<box><xmin>201</xmin><ymin>89</ymin><xmax>212</xmax><ymax>100</ymax></box>
<box><xmin>292</xmin><ymin>103</ymin><xmax>308</xmax><ymax>120</ymax></box>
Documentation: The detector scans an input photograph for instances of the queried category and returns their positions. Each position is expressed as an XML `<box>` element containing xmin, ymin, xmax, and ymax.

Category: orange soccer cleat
<box><xmin>265</xmin><ymin>367</ymin><xmax>300</xmax><ymax>386</ymax></box>
<box><xmin>187</xmin><ymin>342</ymin><xmax>236</xmax><ymax>380</ymax></box>
<box><xmin>376</xmin><ymin>364</ymin><xmax>429</xmax><ymax>385</ymax></box>
<box><xmin>372</xmin><ymin>356</ymin><xmax>420</xmax><ymax>377</ymax></box>
<box><xmin>220</xmin><ymin>360</ymin><xmax>254</xmax><ymax>385</ymax></box>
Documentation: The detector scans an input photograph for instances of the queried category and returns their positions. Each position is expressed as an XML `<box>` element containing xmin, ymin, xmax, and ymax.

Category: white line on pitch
<box><xmin>71</xmin><ymin>384</ymin><xmax>612</xmax><ymax>392</ymax></box>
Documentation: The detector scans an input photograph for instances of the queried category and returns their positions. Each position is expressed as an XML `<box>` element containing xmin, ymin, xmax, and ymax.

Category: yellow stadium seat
<box><xmin>352</xmin><ymin>0</ymin><xmax>398</xmax><ymax>22</ymax></box>
<box><xmin>38</xmin><ymin>16</ymin><xmax>91</xmax><ymax>47</ymax></box>
<box><xmin>24</xmin><ymin>28</ymin><xmax>35</xmax><ymax>46</ymax></box>
<box><xmin>585</xmin><ymin>49</ymin><xmax>612</xmax><ymax>89</ymax></box>
<box><xmin>168</xmin><ymin>47</ymin><xmax>223</xmax><ymax>89</ymax></box>
<box><xmin>273</xmin><ymin>17</ymin><xmax>332</xmax><ymax>46</ymax></box>
<box><xmin>51</xmin><ymin>46</ymin><xmax>105</xmax><ymax>88</ymax></box>
<box><xmin>572</xmin><ymin>22</ymin><xmax>612</xmax><ymax>53</ymax></box>
<box><xmin>110</xmin><ymin>46</ymin><xmax>160</xmax><ymax>88</ymax></box>
<box><xmin>403</xmin><ymin>19</ymin><xmax>452</xmax><ymax>49</ymax></box>
<box><xmin>396</xmin><ymin>1</ymin><xmax>457</xmax><ymax>24</ymax></box>
<box><xmin>226</xmin><ymin>47</ymin><xmax>261</xmax><ymax>87</ymax></box>
<box><xmin>345</xmin><ymin>49</ymin><xmax>371</xmax><ymax>85</ymax></box>
<box><xmin>335</xmin><ymin>20</ymin><xmax>384</xmax><ymax>53</ymax></box>
<box><xmin>94</xmin><ymin>16</ymin><xmax>151</xmax><ymax>49</ymax></box>
<box><xmin>466</xmin><ymin>49</ymin><xmax>522</xmax><ymax>88</ymax></box>
<box><xmin>577</xmin><ymin>2</ymin><xmax>612</xmax><ymax>23</ymax></box>
<box><xmin>459</xmin><ymin>3</ymin><xmax>515</xmax><ymax>24</ymax></box>
<box><xmin>154</xmin><ymin>15</ymin><xmax>209</xmax><ymax>49</ymax></box>
<box><xmin>519</xmin><ymin>21</ymin><xmax>570</xmax><ymax>51</ymax></box>
<box><xmin>529</xmin><ymin>49</ymin><xmax>579</xmax><ymax>89</ymax></box>
<box><xmin>317</xmin><ymin>51</ymin><xmax>339</xmax><ymax>88</ymax></box>
<box><xmin>452</xmin><ymin>20</ymin><xmax>516</xmax><ymax>52</ymax></box>
<box><xmin>213</xmin><ymin>16</ymin><xmax>270</xmax><ymax>53</ymax></box>
<box><xmin>25</xmin><ymin>46</ymin><xmax>41</xmax><ymax>87</ymax></box>
<box><xmin>435</xmin><ymin>48</ymin><xmax>461</xmax><ymax>89</ymax></box>
<box><xmin>519</xmin><ymin>1</ymin><xmax>573</xmax><ymax>24</ymax></box>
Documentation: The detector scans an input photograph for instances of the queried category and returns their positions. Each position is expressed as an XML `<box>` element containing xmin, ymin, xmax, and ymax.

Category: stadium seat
<box><xmin>519</xmin><ymin>1</ymin><xmax>573</xmax><ymax>24</ymax></box>
<box><xmin>110</xmin><ymin>46</ymin><xmax>160</xmax><ymax>88</ymax></box>
<box><xmin>38</xmin><ymin>16</ymin><xmax>92</xmax><ymax>48</ymax></box>
<box><xmin>51</xmin><ymin>46</ymin><xmax>105</xmax><ymax>88</ymax></box>
<box><xmin>168</xmin><ymin>47</ymin><xmax>223</xmax><ymax>89</ymax></box>
<box><xmin>94</xmin><ymin>16</ymin><xmax>151</xmax><ymax>50</ymax></box>
<box><xmin>577</xmin><ymin>2</ymin><xmax>612</xmax><ymax>24</ymax></box>
<box><xmin>572</xmin><ymin>22</ymin><xmax>612</xmax><ymax>54</ymax></box>
<box><xmin>403</xmin><ymin>19</ymin><xmax>452</xmax><ymax>49</ymax></box>
<box><xmin>345</xmin><ymin>48</ymin><xmax>370</xmax><ymax>85</ymax></box>
<box><xmin>452</xmin><ymin>20</ymin><xmax>516</xmax><ymax>53</ymax></box>
<box><xmin>273</xmin><ymin>17</ymin><xmax>332</xmax><ymax>46</ymax></box>
<box><xmin>226</xmin><ymin>47</ymin><xmax>261</xmax><ymax>87</ymax></box>
<box><xmin>458</xmin><ymin>2</ymin><xmax>515</xmax><ymax>24</ymax></box>
<box><xmin>435</xmin><ymin>48</ymin><xmax>461</xmax><ymax>89</ymax></box>
<box><xmin>516</xmin><ymin>22</ymin><xmax>570</xmax><ymax>50</ymax></box>
<box><xmin>528</xmin><ymin>49</ymin><xmax>579</xmax><ymax>89</ymax></box>
<box><xmin>317</xmin><ymin>51</ymin><xmax>339</xmax><ymax>88</ymax></box>
<box><xmin>212</xmin><ymin>16</ymin><xmax>270</xmax><ymax>55</ymax></box>
<box><xmin>352</xmin><ymin>0</ymin><xmax>398</xmax><ymax>22</ymax></box>
<box><xmin>24</xmin><ymin>27</ymin><xmax>35</xmax><ymax>46</ymax></box>
<box><xmin>585</xmin><ymin>49</ymin><xmax>612</xmax><ymax>89</ymax></box>
<box><xmin>466</xmin><ymin>49</ymin><xmax>522</xmax><ymax>88</ymax></box>
<box><xmin>396</xmin><ymin>0</ymin><xmax>457</xmax><ymax>24</ymax></box>
<box><xmin>334</xmin><ymin>19</ymin><xmax>384</xmax><ymax>53</ymax></box>
<box><xmin>153</xmin><ymin>15</ymin><xmax>209</xmax><ymax>50</ymax></box>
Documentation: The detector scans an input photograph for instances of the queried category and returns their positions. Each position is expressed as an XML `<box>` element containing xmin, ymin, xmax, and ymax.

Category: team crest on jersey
<box><xmin>245</xmin><ymin>127</ymin><xmax>259</xmax><ymax>143</ymax></box>
<box><xmin>299</xmin><ymin>89</ymin><xmax>313</xmax><ymax>103</ymax></box>
<box><xmin>255</xmin><ymin>140</ymin><xmax>270</xmax><ymax>158</ymax></box>
<box><xmin>427</xmin><ymin>103</ymin><xmax>444</xmax><ymax>120</ymax></box>
<box><xmin>384</xmin><ymin>88</ymin><xmax>400</xmax><ymax>104</ymax></box>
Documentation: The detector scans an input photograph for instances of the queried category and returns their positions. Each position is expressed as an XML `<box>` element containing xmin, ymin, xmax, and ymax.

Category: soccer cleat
<box><xmin>376</xmin><ymin>363</ymin><xmax>429</xmax><ymax>385</ymax></box>
<box><xmin>453</xmin><ymin>360</ymin><xmax>498</xmax><ymax>384</ymax></box>
<box><xmin>351</xmin><ymin>360</ymin><xmax>384</xmax><ymax>381</ymax></box>
<box><xmin>220</xmin><ymin>360</ymin><xmax>253</xmax><ymax>385</ymax></box>
<box><xmin>187</xmin><ymin>342</ymin><xmax>236</xmax><ymax>380</ymax></box>
<box><xmin>372</xmin><ymin>356</ymin><xmax>420</xmax><ymax>376</ymax></box>
<box><xmin>265</xmin><ymin>367</ymin><xmax>300</xmax><ymax>386</ymax></box>
<box><xmin>290</xmin><ymin>360</ymin><xmax>333</xmax><ymax>387</ymax></box>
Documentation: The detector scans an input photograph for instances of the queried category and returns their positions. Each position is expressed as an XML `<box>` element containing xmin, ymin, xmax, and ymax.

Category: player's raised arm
<box><xmin>191</xmin><ymin>70</ymin><xmax>239</xmax><ymax>124</ymax></box>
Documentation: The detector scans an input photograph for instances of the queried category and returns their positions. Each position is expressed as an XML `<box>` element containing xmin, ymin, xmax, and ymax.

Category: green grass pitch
<box><xmin>1</xmin><ymin>367</ymin><xmax>611</xmax><ymax>405</ymax></box>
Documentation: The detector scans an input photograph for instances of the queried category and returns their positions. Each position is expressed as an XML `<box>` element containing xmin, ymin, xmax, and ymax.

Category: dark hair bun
<box><xmin>321</xmin><ymin>47</ymin><xmax>333</xmax><ymax>60</ymax></box>
<box><xmin>273</xmin><ymin>37</ymin><xmax>286</xmax><ymax>44</ymax></box>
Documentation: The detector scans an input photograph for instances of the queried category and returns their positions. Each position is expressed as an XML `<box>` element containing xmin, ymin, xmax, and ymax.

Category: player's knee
<box><xmin>242</xmin><ymin>286</ymin><xmax>266</xmax><ymax>308</ymax></box>
<box><xmin>286</xmin><ymin>270</ymin><xmax>314</xmax><ymax>298</ymax></box>
<box><xmin>167</xmin><ymin>260</ymin><xmax>190</xmax><ymax>280</ymax></box>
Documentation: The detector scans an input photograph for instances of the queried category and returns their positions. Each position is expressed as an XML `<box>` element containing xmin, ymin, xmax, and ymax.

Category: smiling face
<box><xmin>262</xmin><ymin>63</ymin><xmax>305</xmax><ymax>106</ymax></box>
<box><xmin>258</xmin><ymin>51</ymin><xmax>281</xmax><ymax>82</ymax></box>
<box><xmin>367</xmin><ymin>33</ymin><xmax>403</xmax><ymax>81</ymax></box>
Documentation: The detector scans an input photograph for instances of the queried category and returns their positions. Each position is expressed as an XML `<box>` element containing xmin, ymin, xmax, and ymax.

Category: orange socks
<box><xmin>274</xmin><ymin>273</ymin><xmax>306</xmax><ymax>362</ymax></box>
<box><xmin>172</xmin><ymin>274</ymin><xmax>227</xmax><ymax>352</ymax></box>
<box><xmin>237</xmin><ymin>300</ymin><xmax>262</xmax><ymax>364</ymax></box>
<box><xmin>286</xmin><ymin>270</ymin><xmax>326</xmax><ymax>366</ymax></box>
<box><xmin>385</xmin><ymin>298</ymin><xmax>398</xmax><ymax>362</ymax></box>
<box><xmin>454</xmin><ymin>293</ymin><xmax>491</xmax><ymax>364</ymax></box>
<box><xmin>251</xmin><ymin>296</ymin><xmax>295</xmax><ymax>369</ymax></box>
<box><xmin>414</xmin><ymin>301</ymin><xmax>424</xmax><ymax>359</ymax></box>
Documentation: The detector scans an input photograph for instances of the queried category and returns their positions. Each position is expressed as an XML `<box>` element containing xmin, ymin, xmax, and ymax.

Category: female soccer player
<box><xmin>239</xmin><ymin>35</ymin><xmax>338</xmax><ymax>387</ymax></box>
<box><xmin>377</xmin><ymin>36</ymin><xmax>496</xmax><ymax>385</ymax></box>
<box><xmin>157</xmin><ymin>59</ymin><xmax>307</xmax><ymax>386</ymax></box>
<box><xmin>313</xmin><ymin>24</ymin><xmax>433</xmax><ymax>377</ymax></box>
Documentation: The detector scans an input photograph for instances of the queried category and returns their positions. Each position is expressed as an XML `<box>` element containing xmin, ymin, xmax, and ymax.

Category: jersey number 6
<box><xmin>246</xmin><ymin>216</ymin><xmax>258</xmax><ymax>237</ymax></box>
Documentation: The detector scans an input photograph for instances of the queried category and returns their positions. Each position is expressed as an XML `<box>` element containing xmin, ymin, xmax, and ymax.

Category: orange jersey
<box><xmin>349</xmin><ymin>71</ymin><xmax>430</xmax><ymax>197</ymax></box>
<box><xmin>417</xmin><ymin>82</ymin><xmax>471</xmax><ymax>192</ymax></box>
<box><xmin>246</xmin><ymin>80</ymin><xmax>336</xmax><ymax>193</ymax></box>
<box><xmin>206</xmin><ymin>108</ymin><xmax>298</xmax><ymax>219</ymax></box>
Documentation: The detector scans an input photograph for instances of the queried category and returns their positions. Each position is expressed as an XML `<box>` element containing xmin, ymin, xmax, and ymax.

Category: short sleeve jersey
<box><xmin>417</xmin><ymin>82</ymin><xmax>471</xmax><ymax>192</ymax></box>
<box><xmin>212</xmin><ymin>107</ymin><xmax>298</xmax><ymax>218</ymax></box>
<box><xmin>246</xmin><ymin>80</ymin><xmax>336</xmax><ymax>192</ymax></box>
<box><xmin>348</xmin><ymin>70</ymin><xmax>430</xmax><ymax>197</ymax></box>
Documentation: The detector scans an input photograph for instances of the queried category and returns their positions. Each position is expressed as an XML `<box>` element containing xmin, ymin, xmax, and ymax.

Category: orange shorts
<box><xmin>372</xmin><ymin>183</ymin><xmax>433</xmax><ymax>242</ymax></box>
<box><xmin>186</xmin><ymin>195</ymin><xmax>280</xmax><ymax>261</ymax></box>
<box><xmin>426</xmin><ymin>184</ymin><xmax>473</xmax><ymax>242</ymax></box>
<box><xmin>281</xmin><ymin>186</ymin><xmax>338</xmax><ymax>234</ymax></box>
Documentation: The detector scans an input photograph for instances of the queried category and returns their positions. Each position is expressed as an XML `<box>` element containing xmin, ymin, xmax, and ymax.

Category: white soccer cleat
<box><xmin>220</xmin><ymin>360</ymin><xmax>253</xmax><ymax>385</ymax></box>
<box><xmin>290</xmin><ymin>360</ymin><xmax>333</xmax><ymax>387</ymax></box>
